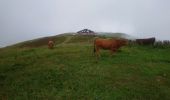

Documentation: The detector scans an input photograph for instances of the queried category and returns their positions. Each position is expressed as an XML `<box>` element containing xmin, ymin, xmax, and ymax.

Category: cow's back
<box><xmin>94</xmin><ymin>38</ymin><xmax>126</xmax><ymax>49</ymax></box>
<box><xmin>95</xmin><ymin>39</ymin><xmax>114</xmax><ymax>49</ymax></box>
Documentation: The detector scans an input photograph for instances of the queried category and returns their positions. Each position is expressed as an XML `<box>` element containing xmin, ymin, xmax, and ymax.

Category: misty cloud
<box><xmin>0</xmin><ymin>0</ymin><xmax>170</xmax><ymax>47</ymax></box>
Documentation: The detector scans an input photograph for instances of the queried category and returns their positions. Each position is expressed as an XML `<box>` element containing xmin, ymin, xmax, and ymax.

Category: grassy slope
<box><xmin>0</xmin><ymin>35</ymin><xmax>170</xmax><ymax>100</ymax></box>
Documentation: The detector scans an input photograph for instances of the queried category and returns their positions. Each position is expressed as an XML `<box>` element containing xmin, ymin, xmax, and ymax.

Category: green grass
<box><xmin>0</xmin><ymin>35</ymin><xmax>170</xmax><ymax>100</ymax></box>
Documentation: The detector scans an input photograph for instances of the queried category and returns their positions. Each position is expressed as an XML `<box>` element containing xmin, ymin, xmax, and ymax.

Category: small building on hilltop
<box><xmin>77</xmin><ymin>29</ymin><xmax>97</xmax><ymax>36</ymax></box>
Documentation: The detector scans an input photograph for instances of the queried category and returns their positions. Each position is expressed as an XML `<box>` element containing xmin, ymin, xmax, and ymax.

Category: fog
<box><xmin>0</xmin><ymin>0</ymin><xmax>170</xmax><ymax>47</ymax></box>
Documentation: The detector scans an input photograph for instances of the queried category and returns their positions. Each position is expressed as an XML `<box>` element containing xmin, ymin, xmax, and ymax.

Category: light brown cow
<box><xmin>48</xmin><ymin>40</ymin><xmax>54</xmax><ymax>49</ymax></box>
<box><xmin>94</xmin><ymin>38</ymin><xmax>127</xmax><ymax>57</ymax></box>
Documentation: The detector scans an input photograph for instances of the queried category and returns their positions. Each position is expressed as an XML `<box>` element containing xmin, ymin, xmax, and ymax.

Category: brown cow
<box><xmin>48</xmin><ymin>40</ymin><xmax>54</xmax><ymax>49</ymax></box>
<box><xmin>94</xmin><ymin>38</ymin><xmax>127</xmax><ymax>57</ymax></box>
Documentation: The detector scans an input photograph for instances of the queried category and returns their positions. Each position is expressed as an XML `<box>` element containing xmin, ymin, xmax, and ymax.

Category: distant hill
<box><xmin>8</xmin><ymin>33</ymin><xmax>95</xmax><ymax>48</ymax></box>
<box><xmin>4</xmin><ymin>32</ymin><xmax>135</xmax><ymax>48</ymax></box>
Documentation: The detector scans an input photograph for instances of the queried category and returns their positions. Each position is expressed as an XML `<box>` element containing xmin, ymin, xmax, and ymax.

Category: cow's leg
<box><xmin>96</xmin><ymin>47</ymin><xmax>100</xmax><ymax>58</ymax></box>
<box><xmin>110</xmin><ymin>48</ymin><xmax>117</xmax><ymax>56</ymax></box>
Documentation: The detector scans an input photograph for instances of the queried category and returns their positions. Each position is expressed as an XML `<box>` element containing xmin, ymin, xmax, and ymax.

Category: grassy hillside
<box><xmin>9</xmin><ymin>34</ymin><xmax>95</xmax><ymax>48</ymax></box>
<box><xmin>0</xmin><ymin>35</ymin><xmax>170</xmax><ymax>100</ymax></box>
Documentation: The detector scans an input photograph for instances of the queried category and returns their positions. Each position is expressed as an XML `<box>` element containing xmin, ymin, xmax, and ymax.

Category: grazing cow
<box><xmin>94</xmin><ymin>38</ymin><xmax>127</xmax><ymax>57</ymax></box>
<box><xmin>136</xmin><ymin>37</ymin><xmax>155</xmax><ymax>45</ymax></box>
<box><xmin>48</xmin><ymin>40</ymin><xmax>54</xmax><ymax>49</ymax></box>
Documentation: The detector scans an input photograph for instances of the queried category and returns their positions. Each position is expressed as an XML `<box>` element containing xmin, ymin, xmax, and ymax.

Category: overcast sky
<box><xmin>0</xmin><ymin>0</ymin><xmax>170</xmax><ymax>47</ymax></box>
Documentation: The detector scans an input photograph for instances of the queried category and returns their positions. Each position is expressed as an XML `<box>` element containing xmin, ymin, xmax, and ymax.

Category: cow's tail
<box><xmin>94</xmin><ymin>39</ymin><xmax>96</xmax><ymax>53</ymax></box>
<box><xmin>94</xmin><ymin>44</ymin><xmax>96</xmax><ymax>53</ymax></box>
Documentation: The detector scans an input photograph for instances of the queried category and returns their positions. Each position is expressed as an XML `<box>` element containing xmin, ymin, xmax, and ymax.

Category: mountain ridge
<box><xmin>2</xmin><ymin>32</ymin><xmax>135</xmax><ymax>48</ymax></box>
